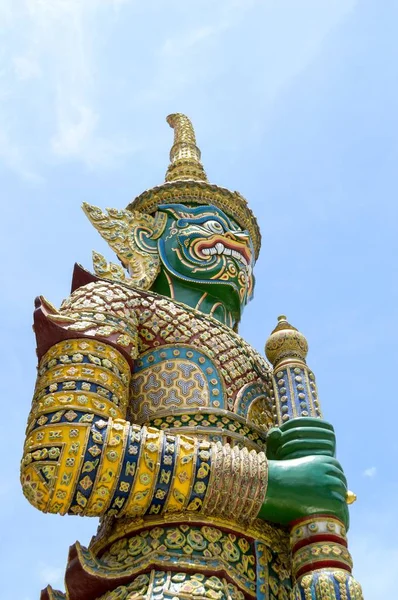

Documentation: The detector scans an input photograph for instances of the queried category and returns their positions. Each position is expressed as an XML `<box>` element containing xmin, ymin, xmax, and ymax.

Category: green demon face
<box><xmin>82</xmin><ymin>200</ymin><xmax>256</xmax><ymax>324</ymax></box>
<box><xmin>156</xmin><ymin>204</ymin><xmax>255</xmax><ymax>314</ymax></box>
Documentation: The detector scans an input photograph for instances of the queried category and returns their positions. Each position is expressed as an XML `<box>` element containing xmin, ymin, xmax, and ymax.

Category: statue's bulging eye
<box><xmin>203</xmin><ymin>220</ymin><xmax>224</xmax><ymax>234</ymax></box>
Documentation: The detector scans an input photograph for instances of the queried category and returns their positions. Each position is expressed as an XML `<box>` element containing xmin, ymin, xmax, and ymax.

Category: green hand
<box><xmin>259</xmin><ymin>418</ymin><xmax>349</xmax><ymax>528</ymax></box>
<box><xmin>259</xmin><ymin>455</ymin><xmax>349</xmax><ymax>527</ymax></box>
<box><xmin>267</xmin><ymin>418</ymin><xmax>336</xmax><ymax>460</ymax></box>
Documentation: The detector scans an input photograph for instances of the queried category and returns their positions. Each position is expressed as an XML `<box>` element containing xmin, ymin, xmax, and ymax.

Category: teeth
<box><xmin>201</xmin><ymin>244</ymin><xmax>249</xmax><ymax>268</ymax></box>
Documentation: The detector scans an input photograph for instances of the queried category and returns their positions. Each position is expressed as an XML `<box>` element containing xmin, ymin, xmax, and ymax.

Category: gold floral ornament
<box><xmin>82</xmin><ymin>203</ymin><xmax>167</xmax><ymax>290</ymax></box>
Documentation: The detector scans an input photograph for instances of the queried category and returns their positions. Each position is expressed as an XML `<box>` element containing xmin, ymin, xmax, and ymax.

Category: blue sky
<box><xmin>1</xmin><ymin>1</ymin><xmax>397</xmax><ymax>597</ymax></box>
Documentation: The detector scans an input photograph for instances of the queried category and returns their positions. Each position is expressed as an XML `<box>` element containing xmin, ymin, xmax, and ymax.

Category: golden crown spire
<box><xmin>127</xmin><ymin>113</ymin><xmax>262</xmax><ymax>259</ymax></box>
<box><xmin>165</xmin><ymin>113</ymin><xmax>208</xmax><ymax>182</ymax></box>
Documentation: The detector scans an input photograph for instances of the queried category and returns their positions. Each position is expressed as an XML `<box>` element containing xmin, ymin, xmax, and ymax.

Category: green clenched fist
<box><xmin>267</xmin><ymin>417</ymin><xmax>336</xmax><ymax>460</ymax></box>
<box><xmin>258</xmin><ymin>418</ymin><xmax>349</xmax><ymax>528</ymax></box>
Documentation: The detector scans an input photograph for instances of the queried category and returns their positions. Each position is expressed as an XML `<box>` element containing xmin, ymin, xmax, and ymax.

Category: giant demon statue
<box><xmin>21</xmin><ymin>114</ymin><xmax>362</xmax><ymax>600</ymax></box>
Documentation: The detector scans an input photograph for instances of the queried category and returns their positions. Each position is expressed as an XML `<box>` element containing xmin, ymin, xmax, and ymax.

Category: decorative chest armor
<box><xmin>26</xmin><ymin>274</ymin><xmax>291</xmax><ymax>600</ymax></box>
<box><xmin>129</xmin><ymin>291</ymin><xmax>274</xmax><ymax>449</ymax></box>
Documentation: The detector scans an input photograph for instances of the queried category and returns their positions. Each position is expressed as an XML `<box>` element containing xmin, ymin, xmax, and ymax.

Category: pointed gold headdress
<box><xmin>165</xmin><ymin>113</ymin><xmax>208</xmax><ymax>183</ymax></box>
<box><xmin>127</xmin><ymin>113</ymin><xmax>261</xmax><ymax>259</ymax></box>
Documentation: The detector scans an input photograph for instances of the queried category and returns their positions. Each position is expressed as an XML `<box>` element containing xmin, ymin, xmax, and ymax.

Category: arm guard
<box><xmin>21</xmin><ymin>282</ymin><xmax>267</xmax><ymax>523</ymax></box>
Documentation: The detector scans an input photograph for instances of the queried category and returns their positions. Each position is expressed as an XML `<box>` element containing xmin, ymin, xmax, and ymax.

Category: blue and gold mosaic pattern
<box><xmin>145</xmin><ymin>433</ymin><xmax>176</xmax><ymax>515</ymax></box>
<box><xmin>132</xmin><ymin>345</ymin><xmax>225</xmax><ymax>413</ymax></box>
<box><xmin>273</xmin><ymin>366</ymin><xmax>322</xmax><ymax>423</ymax></box>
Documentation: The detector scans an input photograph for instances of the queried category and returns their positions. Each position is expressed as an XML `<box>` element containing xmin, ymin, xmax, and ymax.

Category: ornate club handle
<box><xmin>290</xmin><ymin>514</ymin><xmax>363</xmax><ymax>599</ymax></box>
<box><xmin>265</xmin><ymin>316</ymin><xmax>364</xmax><ymax>599</ymax></box>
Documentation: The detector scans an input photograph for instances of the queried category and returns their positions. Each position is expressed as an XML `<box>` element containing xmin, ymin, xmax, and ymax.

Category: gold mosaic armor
<box><xmin>21</xmin><ymin>277</ymin><xmax>293</xmax><ymax>599</ymax></box>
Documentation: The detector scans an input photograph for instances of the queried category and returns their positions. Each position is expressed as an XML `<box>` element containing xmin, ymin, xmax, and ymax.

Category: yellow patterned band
<box><xmin>22</xmin><ymin>338</ymin><xmax>268</xmax><ymax>523</ymax></box>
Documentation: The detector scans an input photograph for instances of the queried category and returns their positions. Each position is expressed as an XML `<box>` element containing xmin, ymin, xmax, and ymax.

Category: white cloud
<box><xmin>13</xmin><ymin>56</ymin><xmax>41</xmax><ymax>81</ymax></box>
<box><xmin>0</xmin><ymin>0</ymin><xmax>133</xmax><ymax>175</ymax></box>
<box><xmin>0</xmin><ymin>128</ymin><xmax>43</xmax><ymax>182</ymax></box>
<box><xmin>131</xmin><ymin>0</ymin><xmax>358</xmax><ymax>122</ymax></box>
<box><xmin>0</xmin><ymin>0</ymin><xmax>360</xmax><ymax>177</ymax></box>
<box><xmin>111</xmin><ymin>0</ymin><xmax>132</xmax><ymax>6</ymax></box>
<box><xmin>161</xmin><ymin>24</ymin><xmax>228</xmax><ymax>58</ymax></box>
<box><xmin>38</xmin><ymin>563</ymin><xmax>63</xmax><ymax>587</ymax></box>
<box><xmin>52</xmin><ymin>104</ymin><xmax>98</xmax><ymax>157</ymax></box>
<box><xmin>348</xmin><ymin>501</ymin><xmax>398</xmax><ymax>600</ymax></box>
<box><xmin>24</xmin><ymin>0</ymin><xmax>118</xmax><ymax>167</ymax></box>
<box><xmin>363</xmin><ymin>466</ymin><xmax>377</xmax><ymax>478</ymax></box>
<box><xmin>351</xmin><ymin>534</ymin><xmax>398</xmax><ymax>599</ymax></box>
<box><xmin>51</xmin><ymin>102</ymin><xmax>129</xmax><ymax>167</ymax></box>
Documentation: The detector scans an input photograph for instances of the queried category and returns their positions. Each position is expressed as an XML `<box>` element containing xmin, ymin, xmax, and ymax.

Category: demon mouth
<box><xmin>194</xmin><ymin>236</ymin><xmax>252</xmax><ymax>268</ymax></box>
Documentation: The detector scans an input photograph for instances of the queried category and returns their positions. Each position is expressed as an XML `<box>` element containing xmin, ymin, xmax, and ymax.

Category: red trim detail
<box><xmin>71</xmin><ymin>263</ymin><xmax>98</xmax><ymax>293</ymax></box>
<box><xmin>296</xmin><ymin>559</ymin><xmax>352</xmax><ymax>580</ymax></box>
<box><xmin>292</xmin><ymin>534</ymin><xmax>347</xmax><ymax>554</ymax></box>
<box><xmin>33</xmin><ymin>295</ymin><xmax>134</xmax><ymax>367</ymax></box>
<box><xmin>65</xmin><ymin>541</ymin><xmax>257</xmax><ymax>600</ymax></box>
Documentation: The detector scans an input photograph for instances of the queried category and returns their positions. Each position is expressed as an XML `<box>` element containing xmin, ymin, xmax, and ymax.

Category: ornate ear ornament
<box><xmin>82</xmin><ymin>202</ymin><xmax>166</xmax><ymax>290</ymax></box>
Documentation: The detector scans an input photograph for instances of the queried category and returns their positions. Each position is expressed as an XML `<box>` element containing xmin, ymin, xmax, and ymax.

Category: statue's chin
<box><xmin>155</xmin><ymin>251</ymin><xmax>247</xmax><ymax>314</ymax></box>
<box><xmin>189</xmin><ymin>278</ymin><xmax>245</xmax><ymax>319</ymax></box>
